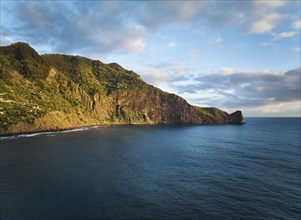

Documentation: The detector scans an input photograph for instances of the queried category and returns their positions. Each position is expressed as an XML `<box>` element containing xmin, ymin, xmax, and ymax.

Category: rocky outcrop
<box><xmin>0</xmin><ymin>42</ymin><xmax>243</xmax><ymax>135</ymax></box>
<box><xmin>229</xmin><ymin>111</ymin><xmax>244</xmax><ymax>124</ymax></box>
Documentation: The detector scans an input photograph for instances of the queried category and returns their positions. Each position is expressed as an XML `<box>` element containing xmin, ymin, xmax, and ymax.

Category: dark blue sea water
<box><xmin>0</xmin><ymin>118</ymin><xmax>300</xmax><ymax>220</ymax></box>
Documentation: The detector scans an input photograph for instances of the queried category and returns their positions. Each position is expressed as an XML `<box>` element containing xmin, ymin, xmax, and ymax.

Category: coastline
<box><xmin>0</xmin><ymin>123</ymin><xmax>147</xmax><ymax>139</ymax></box>
<box><xmin>0</xmin><ymin>121</ymin><xmax>246</xmax><ymax>140</ymax></box>
<box><xmin>0</xmin><ymin>125</ymin><xmax>101</xmax><ymax>139</ymax></box>
<box><xmin>0</xmin><ymin>120</ymin><xmax>164</xmax><ymax>139</ymax></box>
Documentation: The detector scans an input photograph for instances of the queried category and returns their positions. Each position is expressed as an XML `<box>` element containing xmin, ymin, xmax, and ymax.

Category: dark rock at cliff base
<box><xmin>0</xmin><ymin>42</ymin><xmax>244</xmax><ymax>135</ymax></box>
<box><xmin>229</xmin><ymin>111</ymin><xmax>244</xmax><ymax>124</ymax></box>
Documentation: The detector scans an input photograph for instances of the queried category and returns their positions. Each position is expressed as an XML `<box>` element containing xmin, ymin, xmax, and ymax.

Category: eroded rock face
<box><xmin>107</xmin><ymin>88</ymin><xmax>244</xmax><ymax>125</ymax></box>
<box><xmin>0</xmin><ymin>42</ymin><xmax>244</xmax><ymax>135</ymax></box>
<box><xmin>229</xmin><ymin>111</ymin><xmax>244</xmax><ymax>124</ymax></box>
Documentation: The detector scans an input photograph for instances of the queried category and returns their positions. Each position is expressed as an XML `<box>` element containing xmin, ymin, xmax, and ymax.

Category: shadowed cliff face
<box><xmin>0</xmin><ymin>42</ymin><xmax>243</xmax><ymax>135</ymax></box>
<box><xmin>229</xmin><ymin>111</ymin><xmax>244</xmax><ymax>124</ymax></box>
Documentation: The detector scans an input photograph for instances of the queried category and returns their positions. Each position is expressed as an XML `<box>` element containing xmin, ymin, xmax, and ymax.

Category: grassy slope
<box><xmin>0</xmin><ymin>42</ymin><xmax>242</xmax><ymax>135</ymax></box>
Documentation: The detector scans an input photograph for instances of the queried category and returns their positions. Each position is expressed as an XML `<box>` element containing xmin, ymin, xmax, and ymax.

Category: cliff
<box><xmin>0</xmin><ymin>42</ymin><xmax>243</xmax><ymax>135</ymax></box>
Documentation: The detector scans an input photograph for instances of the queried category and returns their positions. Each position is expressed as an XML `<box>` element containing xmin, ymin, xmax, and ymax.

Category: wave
<box><xmin>0</xmin><ymin>126</ymin><xmax>102</xmax><ymax>140</ymax></box>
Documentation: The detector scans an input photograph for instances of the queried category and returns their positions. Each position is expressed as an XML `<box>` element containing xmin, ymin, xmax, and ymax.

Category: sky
<box><xmin>0</xmin><ymin>0</ymin><xmax>300</xmax><ymax>117</ymax></box>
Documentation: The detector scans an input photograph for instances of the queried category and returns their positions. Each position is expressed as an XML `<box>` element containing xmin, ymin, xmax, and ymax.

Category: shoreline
<box><xmin>0</xmin><ymin>125</ymin><xmax>103</xmax><ymax>139</ymax></box>
<box><xmin>0</xmin><ymin>123</ymin><xmax>149</xmax><ymax>139</ymax></box>
<box><xmin>0</xmin><ymin>122</ymin><xmax>247</xmax><ymax>139</ymax></box>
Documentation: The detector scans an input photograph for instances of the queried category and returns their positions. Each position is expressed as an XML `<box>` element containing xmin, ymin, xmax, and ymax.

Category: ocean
<box><xmin>0</xmin><ymin>118</ymin><xmax>300</xmax><ymax>220</ymax></box>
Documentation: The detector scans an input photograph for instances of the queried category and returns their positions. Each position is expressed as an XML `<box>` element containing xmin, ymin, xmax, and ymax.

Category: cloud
<box><xmin>255</xmin><ymin>101</ymin><xmax>300</xmax><ymax>115</ymax></box>
<box><xmin>139</xmin><ymin>68</ymin><xmax>170</xmax><ymax>84</ymax></box>
<box><xmin>21</xmin><ymin>3</ymin><xmax>61</xmax><ymax>28</ymax></box>
<box><xmin>261</xmin><ymin>30</ymin><xmax>298</xmax><ymax>50</ymax></box>
<box><xmin>167</xmin><ymin>41</ymin><xmax>177</xmax><ymax>48</ymax></box>
<box><xmin>138</xmin><ymin>60</ymin><xmax>192</xmax><ymax>85</ymax></box>
<box><xmin>119</xmin><ymin>25</ymin><xmax>146</xmax><ymax>53</ymax></box>
<box><xmin>0</xmin><ymin>36</ymin><xmax>14</xmax><ymax>45</ymax></box>
<box><xmin>220</xmin><ymin>67</ymin><xmax>236</xmax><ymax>75</ymax></box>
<box><xmin>250</xmin><ymin>12</ymin><xmax>283</xmax><ymax>33</ymax></box>
<box><xmin>1</xmin><ymin>0</ymin><xmax>295</xmax><ymax>56</ymax></box>
<box><xmin>198</xmin><ymin>0</ymin><xmax>287</xmax><ymax>34</ymax></box>
<box><xmin>292</xmin><ymin>19</ymin><xmax>301</xmax><ymax>30</ymax></box>
<box><xmin>2</xmin><ymin>1</ymin><xmax>146</xmax><ymax>56</ymax></box>
<box><xmin>200</xmin><ymin>1</ymin><xmax>252</xmax><ymax>29</ymax></box>
<box><xmin>273</xmin><ymin>31</ymin><xmax>299</xmax><ymax>40</ymax></box>
<box><xmin>136</xmin><ymin>1</ymin><xmax>208</xmax><ymax>28</ymax></box>
<box><xmin>174</xmin><ymin>68</ymin><xmax>301</xmax><ymax>110</ymax></box>
<box><xmin>250</xmin><ymin>0</ymin><xmax>288</xmax><ymax>33</ymax></box>
<box><xmin>248</xmin><ymin>0</ymin><xmax>299</xmax><ymax>38</ymax></box>
<box><xmin>254</xmin><ymin>0</ymin><xmax>286</xmax><ymax>8</ymax></box>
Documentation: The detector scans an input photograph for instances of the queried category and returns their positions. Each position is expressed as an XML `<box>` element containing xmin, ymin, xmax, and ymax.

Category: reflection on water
<box><xmin>1</xmin><ymin>118</ymin><xmax>300</xmax><ymax>219</ymax></box>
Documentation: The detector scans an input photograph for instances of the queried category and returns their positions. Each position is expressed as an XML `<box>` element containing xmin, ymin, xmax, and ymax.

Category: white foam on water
<box><xmin>0</xmin><ymin>125</ymin><xmax>103</xmax><ymax>140</ymax></box>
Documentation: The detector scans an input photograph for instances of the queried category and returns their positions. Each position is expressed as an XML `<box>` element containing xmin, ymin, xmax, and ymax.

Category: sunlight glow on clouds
<box><xmin>0</xmin><ymin>0</ymin><xmax>300</xmax><ymax>116</ymax></box>
<box><xmin>220</xmin><ymin>67</ymin><xmax>236</xmax><ymax>75</ymax></box>
<box><xmin>174</xmin><ymin>68</ymin><xmax>300</xmax><ymax>116</ymax></box>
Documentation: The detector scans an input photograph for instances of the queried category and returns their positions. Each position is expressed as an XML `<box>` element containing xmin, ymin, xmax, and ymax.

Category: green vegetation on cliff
<box><xmin>0</xmin><ymin>42</ymin><xmax>243</xmax><ymax>135</ymax></box>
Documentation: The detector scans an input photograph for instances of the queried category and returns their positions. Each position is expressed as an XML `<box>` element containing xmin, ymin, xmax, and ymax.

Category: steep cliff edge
<box><xmin>0</xmin><ymin>42</ymin><xmax>243</xmax><ymax>135</ymax></box>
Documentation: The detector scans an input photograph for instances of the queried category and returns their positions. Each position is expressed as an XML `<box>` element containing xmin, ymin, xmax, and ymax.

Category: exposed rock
<box><xmin>0</xmin><ymin>42</ymin><xmax>244</xmax><ymax>135</ymax></box>
<box><xmin>229</xmin><ymin>111</ymin><xmax>244</xmax><ymax>124</ymax></box>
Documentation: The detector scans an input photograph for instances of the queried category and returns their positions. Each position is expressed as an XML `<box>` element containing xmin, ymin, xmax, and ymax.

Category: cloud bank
<box><xmin>174</xmin><ymin>68</ymin><xmax>300</xmax><ymax>115</ymax></box>
<box><xmin>2</xmin><ymin>1</ymin><xmax>146</xmax><ymax>55</ymax></box>
<box><xmin>1</xmin><ymin>0</ymin><xmax>298</xmax><ymax>55</ymax></box>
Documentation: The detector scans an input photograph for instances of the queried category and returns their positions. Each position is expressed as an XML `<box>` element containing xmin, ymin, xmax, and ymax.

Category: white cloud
<box><xmin>247</xmin><ymin>100</ymin><xmax>300</xmax><ymax>116</ymax></box>
<box><xmin>4</xmin><ymin>2</ymin><xmax>148</xmax><ymax>55</ymax></box>
<box><xmin>273</xmin><ymin>31</ymin><xmax>299</xmax><ymax>40</ymax></box>
<box><xmin>251</xmin><ymin>12</ymin><xmax>283</xmax><ymax>33</ymax></box>
<box><xmin>120</xmin><ymin>25</ymin><xmax>146</xmax><ymax>53</ymax></box>
<box><xmin>167</xmin><ymin>41</ymin><xmax>177</xmax><ymax>48</ymax></box>
<box><xmin>292</xmin><ymin>19</ymin><xmax>301</xmax><ymax>30</ymax></box>
<box><xmin>254</xmin><ymin>0</ymin><xmax>286</xmax><ymax>8</ymax></box>
<box><xmin>121</xmin><ymin>36</ymin><xmax>145</xmax><ymax>53</ymax></box>
<box><xmin>139</xmin><ymin>60</ymin><xmax>192</xmax><ymax>85</ymax></box>
<box><xmin>174</xmin><ymin>67</ymin><xmax>189</xmax><ymax>76</ymax></box>
<box><xmin>192</xmin><ymin>0</ymin><xmax>289</xmax><ymax>35</ymax></box>
<box><xmin>139</xmin><ymin>68</ymin><xmax>170</xmax><ymax>84</ymax></box>
<box><xmin>0</xmin><ymin>36</ymin><xmax>14</xmax><ymax>45</ymax></box>
<box><xmin>220</xmin><ymin>67</ymin><xmax>236</xmax><ymax>75</ymax></box>
<box><xmin>174</xmin><ymin>68</ymin><xmax>301</xmax><ymax>116</ymax></box>
<box><xmin>171</xmin><ymin>1</ymin><xmax>207</xmax><ymax>23</ymax></box>
<box><xmin>250</xmin><ymin>0</ymin><xmax>287</xmax><ymax>33</ymax></box>
<box><xmin>0</xmin><ymin>34</ymin><xmax>25</xmax><ymax>46</ymax></box>
<box><xmin>3</xmin><ymin>0</ymin><xmax>297</xmax><ymax>57</ymax></box>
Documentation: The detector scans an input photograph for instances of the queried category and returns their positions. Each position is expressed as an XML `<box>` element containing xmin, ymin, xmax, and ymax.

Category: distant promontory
<box><xmin>0</xmin><ymin>42</ymin><xmax>243</xmax><ymax>135</ymax></box>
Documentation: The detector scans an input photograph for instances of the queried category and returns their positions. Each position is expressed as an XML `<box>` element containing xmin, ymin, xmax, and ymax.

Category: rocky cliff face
<box><xmin>0</xmin><ymin>42</ymin><xmax>243</xmax><ymax>135</ymax></box>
